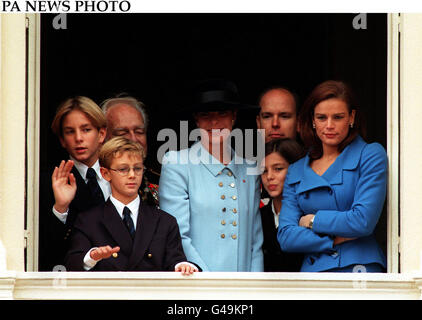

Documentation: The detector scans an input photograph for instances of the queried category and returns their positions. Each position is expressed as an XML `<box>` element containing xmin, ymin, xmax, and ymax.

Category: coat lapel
<box><xmin>295</xmin><ymin>156</ymin><xmax>331</xmax><ymax>194</ymax></box>
<box><xmin>70</xmin><ymin>166</ymin><xmax>99</xmax><ymax>211</ymax></box>
<box><xmin>101</xmin><ymin>199</ymin><xmax>134</xmax><ymax>257</ymax></box>
<box><xmin>66</xmin><ymin>167</ymin><xmax>91</xmax><ymax>227</ymax></box>
<box><xmin>197</xmin><ymin>142</ymin><xmax>246</xmax><ymax>179</ymax></box>
<box><xmin>127</xmin><ymin>202</ymin><xmax>160</xmax><ymax>270</ymax></box>
<box><xmin>290</xmin><ymin>136</ymin><xmax>366</xmax><ymax>194</ymax></box>
<box><xmin>196</xmin><ymin>142</ymin><xmax>226</xmax><ymax>177</ymax></box>
<box><xmin>73</xmin><ymin>166</ymin><xmax>87</xmax><ymax>192</ymax></box>
<box><xmin>320</xmin><ymin>135</ymin><xmax>365</xmax><ymax>185</ymax></box>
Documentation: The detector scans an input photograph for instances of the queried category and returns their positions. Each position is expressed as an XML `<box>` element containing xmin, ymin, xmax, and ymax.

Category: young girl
<box><xmin>260</xmin><ymin>138</ymin><xmax>304</xmax><ymax>272</ymax></box>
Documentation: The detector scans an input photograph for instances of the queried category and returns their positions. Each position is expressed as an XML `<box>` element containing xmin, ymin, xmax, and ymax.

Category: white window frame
<box><xmin>25</xmin><ymin>13</ymin><xmax>401</xmax><ymax>273</ymax></box>
<box><xmin>26</xmin><ymin>13</ymin><xmax>41</xmax><ymax>272</ymax></box>
<box><xmin>386</xmin><ymin>13</ymin><xmax>400</xmax><ymax>273</ymax></box>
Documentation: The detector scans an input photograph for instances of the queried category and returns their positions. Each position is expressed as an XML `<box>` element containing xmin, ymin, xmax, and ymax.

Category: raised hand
<box><xmin>52</xmin><ymin>160</ymin><xmax>77</xmax><ymax>213</ymax></box>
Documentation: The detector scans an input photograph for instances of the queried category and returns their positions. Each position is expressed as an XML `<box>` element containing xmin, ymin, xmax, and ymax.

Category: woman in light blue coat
<box><xmin>278</xmin><ymin>80</ymin><xmax>387</xmax><ymax>272</ymax></box>
<box><xmin>159</xmin><ymin>79</ymin><xmax>264</xmax><ymax>272</ymax></box>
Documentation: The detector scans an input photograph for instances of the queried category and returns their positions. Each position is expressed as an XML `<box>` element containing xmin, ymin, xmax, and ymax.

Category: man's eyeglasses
<box><xmin>109</xmin><ymin>166</ymin><xmax>145</xmax><ymax>176</ymax></box>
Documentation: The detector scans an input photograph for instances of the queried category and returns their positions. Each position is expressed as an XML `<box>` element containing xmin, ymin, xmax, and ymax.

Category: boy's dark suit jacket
<box><xmin>64</xmin><ymin>199</ymin><xmax>188</xmax><ymax>271</ymax></box>
<box><xmin>260</xmin><ymin>201</ymin><xmax>303</xmax><ymax>272</ymax></box>
<box><xmin>39</xmin><ymin>166</ymin><xmax>105</xmax><ymax>271</ymax></box>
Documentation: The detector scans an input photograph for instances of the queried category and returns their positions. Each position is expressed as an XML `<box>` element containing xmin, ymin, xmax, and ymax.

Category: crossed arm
<box><xmin>279</xmin><ymin>144</ymin><xmax>387</xmax><ymax>253</ymax></box>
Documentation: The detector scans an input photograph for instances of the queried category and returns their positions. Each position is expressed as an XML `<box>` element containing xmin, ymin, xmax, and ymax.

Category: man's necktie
<box><xmin>86</xmin><ymin>167</ymin><xmax>105</xmax><ymax>205</ymax></box>
<box><xmin>122</xmin><ymin>206</ymin><xmax>135</xmax><ymax>239</ymax></box>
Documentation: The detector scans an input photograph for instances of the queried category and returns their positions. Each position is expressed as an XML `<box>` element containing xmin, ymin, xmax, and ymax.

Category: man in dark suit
<box><xmin>38</xmin><ymin>96</ymin><xmax>110</xmax><ymax>271</ymax></box>
<box><xmin>65</xmin><ymin>137</ymin><xmax>197</xmax><ymax>274</ymax></box>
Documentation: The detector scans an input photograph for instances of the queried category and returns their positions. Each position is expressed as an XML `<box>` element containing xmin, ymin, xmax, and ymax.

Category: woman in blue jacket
<box><xmin>278</xmin><ymin>80</ymin><xmax>387</xmax><ymax>272</ymax></box>
<box><xmin>159</xmin><ymin>79</ymin><xmax>264</xmax><ymax>272</ymax></box>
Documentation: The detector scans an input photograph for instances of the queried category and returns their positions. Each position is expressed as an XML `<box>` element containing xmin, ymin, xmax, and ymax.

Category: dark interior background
<box><xmin>39</xmin><ymin>13</ymin><xmax>388</xmax><ymax>263</ymax></box>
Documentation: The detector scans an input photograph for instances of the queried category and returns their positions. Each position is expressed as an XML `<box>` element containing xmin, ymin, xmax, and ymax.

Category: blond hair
<box><xmin>99</xmin><ymin>136</ymin><xmax>145</xmax><ymax>168</ymax></box>
<box><xmin>51</xmin><ymin>96</ymin><xmax>106</xmax><ymax>137</ymax></box>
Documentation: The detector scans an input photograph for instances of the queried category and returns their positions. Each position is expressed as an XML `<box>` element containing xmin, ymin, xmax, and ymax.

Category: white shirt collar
<box><xmin>272</xmin><ymin>200</ymin><xmax>280</xmax><ymax>229</ymax></box>
<box><xmin>109</xmin><ymin>194</ymin><xmax>140</xmax><ymax>229</ymax></box>
<box><xmin>69</xmin><ymin>156</ymin><xmax>101</xmax><ymax>182</ymax></box>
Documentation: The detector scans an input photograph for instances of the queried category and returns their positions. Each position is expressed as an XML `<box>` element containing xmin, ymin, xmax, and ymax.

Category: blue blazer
<box><xmin>159</xmin><ymin>142</ymin><xmax>264</xmax><ymax>272</ymax></box>
<box><xmin>278</xmin><ymin>136</ymin><xmax>387</xmax><ymax>272</ymax></box>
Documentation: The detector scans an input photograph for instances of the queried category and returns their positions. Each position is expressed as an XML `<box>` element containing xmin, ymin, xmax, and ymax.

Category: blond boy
<box><xmin>65</xmin><ymin>137</ymin><xmax>197</xmax><ymax>274</ymax></box>
<box><xmin>39</xmin><ymin>96</ymin><xmax>110</xmax><ymax>271</ymax></box>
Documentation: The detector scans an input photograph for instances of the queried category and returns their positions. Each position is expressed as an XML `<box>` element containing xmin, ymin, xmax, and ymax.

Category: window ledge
<box><xmin>0</xmin><ymin>271</ymin><xmax>421</xmax><ymax>300</ymax></box>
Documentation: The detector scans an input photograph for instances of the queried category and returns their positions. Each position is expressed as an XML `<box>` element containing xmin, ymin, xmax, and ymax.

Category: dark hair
<box><xmin>298</xmin><ymin>80</ymin><xmax>366</xmax><ymax>160</ymax></box>
<box><xmin>257</xmin><ymin>85</ymin><xmax>300</xmax><ymax>115</ymax></box>
<box><xmin>265</xmin><ymin>138</ymin><xmax>305</xmax><ymax>164</ymax></box>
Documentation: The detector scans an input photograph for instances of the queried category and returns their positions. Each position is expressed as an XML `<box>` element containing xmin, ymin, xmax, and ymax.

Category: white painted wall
<box><xmin>0</xmin><ymin>14</ymin><xmax>26</xmax><ymax>272</ymax></box>
<box><xmin>399</xmin><ymin>13</ymin><xmax>422</xmax><ymax>273</ymax></box>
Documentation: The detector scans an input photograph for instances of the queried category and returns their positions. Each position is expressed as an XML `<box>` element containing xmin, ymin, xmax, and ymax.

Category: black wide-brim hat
<box><xmin>182</xmin><ymin>78</ymin><xmax>259</xmax><ymax>113</ymax></box>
